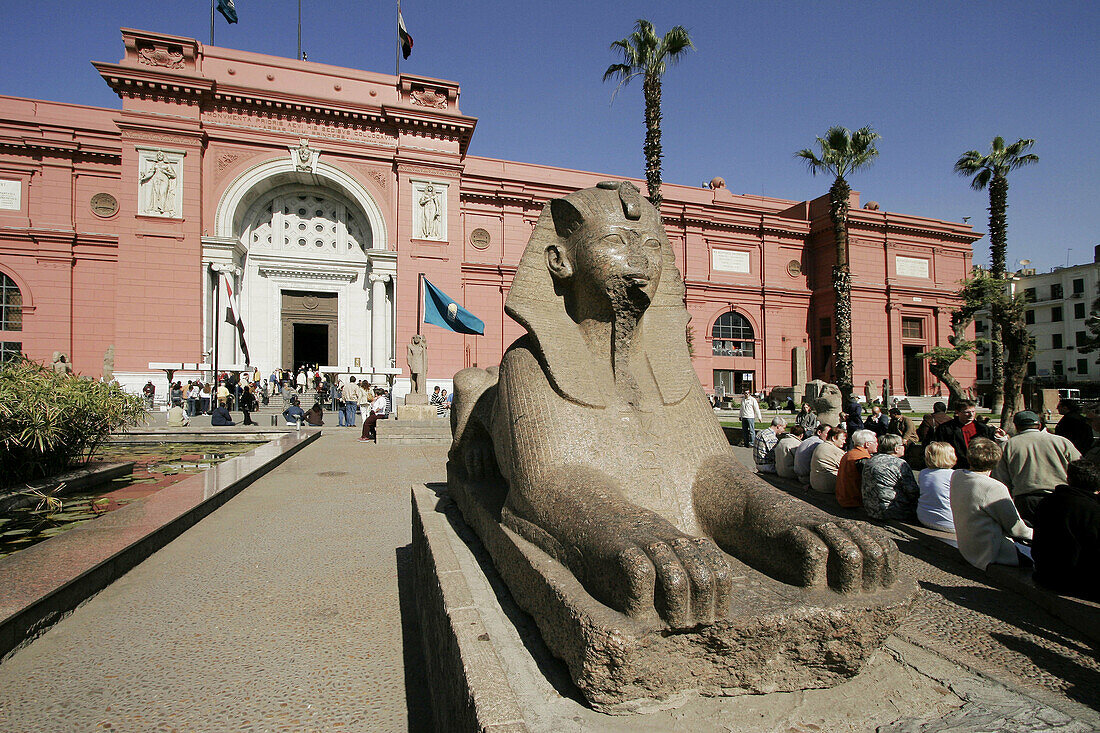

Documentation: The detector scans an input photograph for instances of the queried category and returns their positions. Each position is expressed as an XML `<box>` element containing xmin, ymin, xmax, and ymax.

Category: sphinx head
<box><xmin>545</xmin><ymin>181</ymin><xmax>664</xmax><ymax>320</ymax></box>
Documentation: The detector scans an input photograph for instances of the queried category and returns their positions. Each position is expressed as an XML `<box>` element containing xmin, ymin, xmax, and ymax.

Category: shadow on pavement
<box><xmin>395</xmin><ymin>544</ymin><xmax>436</xmax><ymax>732</ymax></box>
<box><xmin>991</xmin><ymin>631</ymin><xmax>1100</xmax><ymax>711</ymax></box>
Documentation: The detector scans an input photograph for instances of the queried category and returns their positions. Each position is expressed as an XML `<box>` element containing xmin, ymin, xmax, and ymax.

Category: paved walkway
<box><xmin>0</xmin><ymin>428</ymin><xmax>443</xmax><ymax>732</ymax></box>
<box><xmin>0</xmin><ymin>434</ymin><xmax>1096</xmax><ymax>731</ymax></box>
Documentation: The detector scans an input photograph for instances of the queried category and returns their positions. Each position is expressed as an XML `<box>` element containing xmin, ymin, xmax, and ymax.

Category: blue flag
<box><xmin>217</xmin><ymin>0</ymin><xmax>238</xmax><ymax>24</ymax></box>
<box><xmin>423</xmin><ymin>278</ymin><xmax>484</xmax><ymax>335</ymax></box>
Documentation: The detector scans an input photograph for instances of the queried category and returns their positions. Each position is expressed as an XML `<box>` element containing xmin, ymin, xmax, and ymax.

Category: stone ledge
<box><xmin>0</xmin><ymin>431</ymin><xmax>320</xmax><ymax>661</ymax></box>
<box><xmin>411</xmin><ymin>484</ymin><xmax>529</xmax><ymax>732</ymax></box>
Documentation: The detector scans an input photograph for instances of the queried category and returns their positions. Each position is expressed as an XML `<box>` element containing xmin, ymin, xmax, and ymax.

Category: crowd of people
<box><xmin>146</xmin><ymin>365</ymin><xmax>400</xmax><ymax>437</ymax></box>
<box><xmin>750</xmin><ymin>395</ymin><xmax>1100</xmax><ymax>600</ymax></box>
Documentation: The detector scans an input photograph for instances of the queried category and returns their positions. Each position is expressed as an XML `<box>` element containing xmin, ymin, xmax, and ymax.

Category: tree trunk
<box><xmin>830</xmin><ymin>177</ymin><xmax>853</xmax><ymax>403</ymax></box>
<box><xmin>929</xmin><ymin>357</ymin><xmax>968</xmax><ymax>409</ymax></box>
<box><xmin>1000</xmin><ymin>308</ymin><xmax>1032</xmax><ymax>429</ymax></box>
<box><xmin>642</xmin><ymin>73</ymin><xmax>663</xmax><ymax>208</ymax></box>
<box><xmin>987</xmin><ymin>173</ymin><xmax>1008</xmax><ymax>414</ymax></box>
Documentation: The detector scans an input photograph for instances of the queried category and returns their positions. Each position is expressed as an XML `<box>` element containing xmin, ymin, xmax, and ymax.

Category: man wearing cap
<box><xmin>992</xmin><ymin>410</ymin><xmax>1081</xmax><ymax>523</ymax></box>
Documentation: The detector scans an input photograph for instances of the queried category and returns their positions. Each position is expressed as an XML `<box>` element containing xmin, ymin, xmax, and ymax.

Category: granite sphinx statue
<box><xmin>447</xmin><ymin>182</ymin><xmax>913</xmax><ymax>711</ymax></box>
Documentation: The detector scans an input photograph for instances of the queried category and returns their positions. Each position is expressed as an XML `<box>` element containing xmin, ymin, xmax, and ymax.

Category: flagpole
<box><xmin>417</xmin><ymin>272</ymin><xmax>423</xmax><ymax>336</ymax></box>
<box><xmin>396</xmin><ymin>0</ymin><xmax>401</xmax><ymax>77</ymax></box>
<box><xmin>213</xmin><ymin>271</ymin><xmax>221</xmax><ymax>378</ymax></box>
<box><xmin>297</xmin><ymin>0</ymin><xmax>302</xmax><ymax>60</ymax></box>
<box><xmin>210</xmin><ymin>0</ymin><xmax>215</xmax><ymax>45</ymax></box>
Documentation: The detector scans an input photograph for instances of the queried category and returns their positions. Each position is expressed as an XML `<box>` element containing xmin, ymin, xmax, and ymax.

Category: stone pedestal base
<box><xmin>397</xmin><ymin>404</ymin><xmax>437</xmax><ymax>421</ymax></box>
<box><xmin>447</xmin><ymin>463</ymin><xmax>917</xmax><ymax>713</ymax></box>
<box><xmin>404</xmin><ymin>393</ymin><xmax>430</xmax><ymax>405</ymax></box>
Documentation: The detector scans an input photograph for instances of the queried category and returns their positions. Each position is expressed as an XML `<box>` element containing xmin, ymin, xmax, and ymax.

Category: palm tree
<box><xmin>603</xmin><ymin>19</ymin><xmax>694</xmax><ymax>208</ymax></box>
<box><xmin>795</xmin><ymin>126</ymin><xmax>881</xmax><ymax>402</ymax></box>
<box><xmin>954</xmin><ymin>137</ymin><xmax>1038</xmax><ymax>420</ymax></box>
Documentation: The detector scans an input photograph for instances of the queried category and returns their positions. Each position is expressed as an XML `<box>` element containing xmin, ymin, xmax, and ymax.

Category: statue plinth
<box><xmin>404</xmin><ymin>393</ymin><xmax>429</xmax><ymax>406</ymax></box>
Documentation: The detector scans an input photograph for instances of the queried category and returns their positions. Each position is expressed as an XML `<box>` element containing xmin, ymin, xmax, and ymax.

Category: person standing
<box><xmin>887</xmin><ymin>407</ymin><xmax>918</xmax><ymax>444</ymax></box>
<box><xmin>187</xmin><ymin>381</ymin><xmax>200</xmax><ymax>417</ymax></box>
<box><xmin>240</xmin><ymin>385</ymin><xmax>258</xmax><ymax>426</ymax></box>
<box><xmin>1054</xmin><ymin>399</ymin><xmax>1094</xmax><ymax>454</ymax></box>
<box><xmin>991</xmin><ymin>410</ymin><xmax>1080</xmax><ymax>523</ymax></box>
<box><xmin>739</xmin><ymin>390</ymin><xmax>762</xmax><ymax>448</ymax></box>
<box><xmin>932</xmin><ymin>400</ymin><xmax>1006</xmax><ymax>469</ymax></box>
<box><xmin>340</xmin><ymin>376</ymin><xmax>360</xmax><ymax>427</ymax></box>
<box><xmin>142</xmin><ymin>380</ymin><xmax>156</xmax><ymax>409</ymax></box>
<box><xmin>430</xmin><ymin>385</ymin><xmax>445</xmax><ymax>416</ymax></box>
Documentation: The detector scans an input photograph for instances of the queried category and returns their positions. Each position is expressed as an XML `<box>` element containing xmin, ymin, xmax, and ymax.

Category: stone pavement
<box><xmin>0</xmin><ymin>427</ymin><xmax>443</xmax><ymax>732</ymax></box>
<box><xmin>0</xmin><ymin>433</ymin><xmax>1096</xmax><ymax>731</ymax></box>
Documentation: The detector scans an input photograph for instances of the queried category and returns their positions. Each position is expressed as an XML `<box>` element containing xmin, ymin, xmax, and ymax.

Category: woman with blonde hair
<box><xmin>917</xmin><ymin>441</ymin><xmax>957</xmax><ymax>532</ymax></box>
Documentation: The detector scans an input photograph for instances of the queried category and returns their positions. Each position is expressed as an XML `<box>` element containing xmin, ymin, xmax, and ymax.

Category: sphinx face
<box><xmin>571</xmin><ymin>224</ymin><xmax>664</xmax><ymax>310</ymax></box>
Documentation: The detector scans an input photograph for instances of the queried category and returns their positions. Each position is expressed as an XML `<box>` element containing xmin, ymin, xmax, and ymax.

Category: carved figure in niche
<box><xmin>811</xmin><ymin>382</ymin><xmax>844</xmax><ymax>427</ymax></box>
<box><xmin>451</xmin><ymin>181</ymin><xmax>900</xmax><ymax>627</ymax></box>
<box><xmin>102</xmin><ymin>345</ymin><xmax>115</xmax><ymax>383</ymax></box>
<box><xmin>52</xmin><ymin>352</ymin><xmax>73</xmax><ymax>375</ymax></box>
<box><xmin>289</xmin><ymin>138</ymin><xmax>319</xmax><ymax>172</ymax></box>
<box><xmin>407</xmin><ymin>334</ymin><xmax>427</xmax><ymax>394</ymax></box>
<box><xmin>417</xmin><ymin>184</ymin><xmax>442</xmax><ymax>239</ymax></box>
<box><xmin>139</xmin><ymin>151</ymin><xmax>176</xmax><ymax>215</ymax></box>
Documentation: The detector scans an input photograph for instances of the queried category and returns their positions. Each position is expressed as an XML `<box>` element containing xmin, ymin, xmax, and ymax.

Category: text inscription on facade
<box><xmin>204</xmin><ymin>110</ymin><xmax>395</xmax><ymax>147</ymax></box>
<box><xmin>0</xmin><ymin>180</ymin><xmax>21</xmax><ymax>210</ymax></box>
<box><xmin>896</xmin><ymin>255</ymin><xmax>930</xmax><ymax>279</ymax></box>
<box><xmin>712</xmin><ymin>249</ymin><xmax>750</xmax><ymax>274</ymax></box>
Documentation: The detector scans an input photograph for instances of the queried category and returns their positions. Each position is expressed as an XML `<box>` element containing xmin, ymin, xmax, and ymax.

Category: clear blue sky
<box><xmin>1</xmin><ymin>1</ymin><xmax>1095</xmax><ymax>273</ymax></box>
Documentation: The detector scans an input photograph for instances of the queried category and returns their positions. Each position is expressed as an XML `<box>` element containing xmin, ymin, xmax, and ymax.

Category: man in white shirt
<box><xmin>739</xmin><ymin>390</ymin><xmax>762</xmax><ymax>448</ymax></box>
<box><xmin>359</xmin><ymin>388</ymin><xmax>390</xmax><ymax>442</ymax></box>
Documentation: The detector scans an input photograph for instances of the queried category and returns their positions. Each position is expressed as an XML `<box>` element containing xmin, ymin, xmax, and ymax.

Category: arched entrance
<box><xmin>204</xmin><ymin>158</ymin><xmax>395</xmax><ymax>374</ymax></box>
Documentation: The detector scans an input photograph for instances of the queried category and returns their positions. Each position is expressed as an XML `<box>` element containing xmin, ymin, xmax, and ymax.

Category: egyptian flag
<box><xmin>216</xmin><ymin>0</ymin><xmax>238</xmax><ymax>24</ymax></box>
<box><xmin>222</xmin><ymin>274</ymin><xmax>251</xmax><ymax>365</ymax></box>
<box><xmin>399</xmin><ymin>12</ymin><xmax>413</xmax><ymax>59</ymax></box>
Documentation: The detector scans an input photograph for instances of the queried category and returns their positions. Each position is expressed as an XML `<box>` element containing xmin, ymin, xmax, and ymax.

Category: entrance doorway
<box><xmin>903</xmin><ymin>345</ymin><xmax>924</xmax><ymax>396</ymax></box>
<box><xmin>281</xmin><ymin>290</ymin><xmax>338</xmax><ymax>369</ymax></box>
<box><xmin>714</xmin><ymin>369</ymin><xmax>756</xmax><ymax>397</ymax></box>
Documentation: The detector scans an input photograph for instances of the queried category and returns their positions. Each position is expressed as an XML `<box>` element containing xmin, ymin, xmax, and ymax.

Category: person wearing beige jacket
<box><xmin>991</xmin><ymin>411</ymin><xmax>1080</xmax><ymax>523</ymax></box>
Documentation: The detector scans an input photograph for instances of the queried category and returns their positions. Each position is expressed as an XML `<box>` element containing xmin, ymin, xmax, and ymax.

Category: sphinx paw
<box><xmin>789</xmin><ymin>520</ymin><xmax>898</xmax><ymax>593</ymax></box>
<box><xmin>620</xmin><ymin>536</ymin><xmax>733</xmax><ymax>630</ymax></box>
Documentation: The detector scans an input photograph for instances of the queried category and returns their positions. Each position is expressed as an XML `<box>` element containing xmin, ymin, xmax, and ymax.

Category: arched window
<box><xmin>0</xmin><ymin>272</ymin><xmax>22</xmax><ymax>362</ymax></box>
<box><xmin>712</xmin><ymin>310</ymin><xmax>755</xmax><ymax>357</ymax></box>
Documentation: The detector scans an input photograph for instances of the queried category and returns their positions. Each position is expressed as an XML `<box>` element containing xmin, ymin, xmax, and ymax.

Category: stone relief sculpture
<box><xmin>51</xmin><ymin>352</ymin><xmax>73</xmax><ymax>375</ymax></box>
<box><xmin>417</xmin><ymin>184</ymin><xmax>442</xmax><ymax>239</ymax></box>
<box><xmin>447</xmin><ymin>182</ymin><xmax>913</xmax><ymax>711</ymax></box>
<box><xmin>407</xmin><ymin>334</ymin><xmax>427</xmax><ymax>395</ymax></box>
<box><xmin>139</xmin><ymin>151</ymin><xmax>177</xmax><ymax>216</ymax></box>
<box><xmin>289</xmin><ymin>138</ymin><xmax>319</xmax><ymax>173</ymax></box>
<box><xmin>864</xmin><ymin>379</ymin><xmax>879</xmax><ymax>403</ymax></box>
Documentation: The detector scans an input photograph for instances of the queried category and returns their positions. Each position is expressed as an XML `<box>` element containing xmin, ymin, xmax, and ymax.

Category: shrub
<box><xmin>0</xmin><ymin>358</ymin><xmax>146</xmax><ymax>487</ymax></box>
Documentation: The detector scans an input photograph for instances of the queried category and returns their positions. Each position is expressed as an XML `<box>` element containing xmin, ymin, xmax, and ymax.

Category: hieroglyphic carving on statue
<box><xmin>137</xmin><ymin>149</ymin><xmax>184</xmax><ymax>218</ymax></box>
<box><xmin>446</xmin><ymin>183</ymin><xmax>911</xmax><ymax>706</ymax></box>
<box><xmin>410</xmin><ymin>88</ymin><xmax>447</xmax><ymax>109</ymax></box>
<box><xmin>137</xmin><ymin>43</ymin><xmax>184</xmax><ymax>69</ymax></box>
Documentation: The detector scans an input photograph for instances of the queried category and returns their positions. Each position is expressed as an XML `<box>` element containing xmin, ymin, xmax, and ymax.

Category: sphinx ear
<box><xmin>551</xmin><ymin>197</ymin><xmax>584</xmax><ymax>240</ymax></box>
<box><xmin>545</xmin><ymin>243</ymin><xmax>573</xmax><ymax>281</ymax></box>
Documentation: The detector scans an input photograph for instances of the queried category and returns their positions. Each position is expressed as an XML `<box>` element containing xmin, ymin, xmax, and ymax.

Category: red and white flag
<box><xmin>222</xmin><ymin>274</ymin><xmax>251</xmax><ymax>365</ymax></box>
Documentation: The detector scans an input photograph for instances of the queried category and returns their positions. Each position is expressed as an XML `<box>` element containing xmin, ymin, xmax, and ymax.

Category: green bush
<box><xmin>0</xmin><ymin>358</ymin><xmax>146</xmax><ymax>487</ymax></box>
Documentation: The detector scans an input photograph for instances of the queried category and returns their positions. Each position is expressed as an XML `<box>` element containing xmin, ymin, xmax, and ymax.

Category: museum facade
<box><xmin>0</xmin><ymin>28</ymin><xmax>980</xmax><ymax>398</ymax></box>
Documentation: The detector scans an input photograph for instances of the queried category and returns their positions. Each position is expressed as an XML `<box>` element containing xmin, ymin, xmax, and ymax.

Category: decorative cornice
<box><xmin>258</xmin><ymin>266</ymin><xmax>358</xmax><ymax>282</ymax></box>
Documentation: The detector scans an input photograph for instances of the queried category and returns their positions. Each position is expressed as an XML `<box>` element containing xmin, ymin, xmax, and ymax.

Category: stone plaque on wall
<box><xmin>411</xmin><ymin>180</ymin><xmax>447</xmax><ymax>241</ymax></box>
<box><xmin>90</xmin><ymin>193</ymin><xmax>119</xmax><ymax>217</ymax></box>
<box><xmin>712</xmin><ymin>248</ymin><xmax>750</xmax><ymax>274</ymax></box>
<box><xmin>470</xmin><ymin>227</ymin><xmax>491</xmax><ymax>250</ymax></box>
<box><xmin>136</xmin><ymin>148</ymin><xmax>185</xmax><ymax>218</ymax></box>
<box><xmin>896</xmin><ymin>255</ymin><xmax>930</xmax><ymax>279</ymax></box>
<box><xmin>0</xmin><ymin>179</ymin><xmax>21</xmax><ymax>210</ymax></box>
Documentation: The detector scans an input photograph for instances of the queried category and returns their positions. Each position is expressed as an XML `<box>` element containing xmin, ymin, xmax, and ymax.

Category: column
<box><xmin>370</xmin><ymin>273</ymin><xmax>390</xmax><ymax>371</ymax></box>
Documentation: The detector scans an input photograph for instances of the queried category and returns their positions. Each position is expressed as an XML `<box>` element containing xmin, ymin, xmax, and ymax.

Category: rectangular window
<box><xmin>1076</xmin><ymin>302</ymin><xmax>1087</xmax><ymax>319</ymax></box>
<box><xmin>1025</xmin><ymin>310</ymin><xmax>1035</xmax><ymax>325</ymax></box>
<box><xmin>1077</xmin><ymin>331</ymin><xmax>1088</xmax><ymax>347</ymax></box>
<box><xmin>1052</xmin><ymin>333</ymin><xmax>1063</xmax><ymax>349</ymax></box>
<box><xmin>974</xmin><ymin>320</ymin><xmax>986</xmax><ymax>332</ymax></box>
<box><xmin>1052</xmin><ymin>306</ymin><xmax>1063</xmax><ymax>322</ymax></box>
<box><xmin>0</xmin><ymin>341</ymin><xmax>20</xmax><ymax>362</ymax></box>
<box><xmin>713</xmin><ymin>370</ymin><xmax>735</xmax><ymax>396</ymax></box>
<box><xmin>1073</xmin><ymin>278</ymin><xmax>1085</xmax><ymax>294</ymax></box>
<box><xmin>0</xmin><ymin>277</ymin><xmax>22</xmax><ymax>331</ymax></box>
<box><xmin>1078</xmin><ymin>359</ymin><xmax>1089</xmax><ymax>375</ymax></box>
<box><xmin>901</xmin><ymin>317</ymin><xmax>923</xmax><ymax>340</ymax></box>
<box><xmin>976</xmin><ymin>363</ymin><xmax>986</xmax><ymax>380</ymax></box>
<box><xmin>1027</xmin><ymin>362</ymin><xmax>1037</xmax><ymax>377</ymax></box>
<box><xmin>819</xmin><ymin>317</ymin><xmax>831</xmax><ymax>338</ymax></box>
<box><xmin>712</xmin><ymin>340</ymin><xmax>755</xmax><ymax>358</ymax></box>
<box><xmin>1053</xmin><ymin>360</ymin><xmax>1064</xmax><ymax>376</ymax></box>
<box><xmin>1051</xmin><ymin>283</ymin><xmax>1064</xmax><ymax>299</ymax></box>
<box><xmin>1024</xmin><ymin>287</ymin><xmax>1037</xmax><ymax>302</ymax></box>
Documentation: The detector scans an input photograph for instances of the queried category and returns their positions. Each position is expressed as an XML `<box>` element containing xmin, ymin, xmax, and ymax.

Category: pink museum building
<box><xmin>0</xmin><ymin>28</ymin><xmax>979</xmax><ymax>399</ymax></box>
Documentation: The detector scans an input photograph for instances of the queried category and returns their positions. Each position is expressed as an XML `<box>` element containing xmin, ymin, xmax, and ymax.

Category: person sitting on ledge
<box><xmin>774</xmin><ymin>424</ymin><xmax>804</xmax><ymax>479</ymax></box>
<box><xmin>836</xmin><ymin>429</ymin><xmax>878</xmax><ymax>509</ymax></box>
<box><xmin>794</xmin><ymin>402</ymin><xmax>819</xmax><ymax>433</ymax></box>
<box><xmin>1032</xmin><ymin>459</ymin><xmax>1100</xmax><ymax>599</ymax></box>
<box><xmin>918</xmin><ymin>401</ymin><xmax>952</xmax><ymax>444</ymax></box>
<box><xmin>753</xmin><ymin>416</ymin><xmax>787</xmax><ymax>473</ymax></box>
<box><xmin>166</xmin><ymin>403</ymin><xmax>189</xmax><ymax>427</ymax></box>
<box><xmin>794</xmin><ymin>422</ymin><xmax>829</xmax><ymax>485</ymax></box>
<box><xmin>860</xmin><ymin>433</ymin><xmax>919</xmax><ymax>521</ymax></box>
<box><xmin>950</xmin><ymin>437</ymin><xmax>1033</xmax><ymax>571</ymax></box>
<box><xmin>809</xmin><ymin>426</ymin><xmax>847</xmax><ymax>494</ymax></box>
<box><xmin>305</xmin><ymin>402</ymin><xmax>325</xmax><ymax>426</ymax></box>
<box><xmin>916</xmin><ymin>441</ymin><xmax>957</xmax><ymax>532</ymax></box>
<box><xmin>283</xmin><ymin>398</ymin><xmax>306</xmax><ymax>426</ymax></box>
<box><xmin>210</xmin><ymin>403</ymin><xmax>235</xmax><ymax>427</ymax></box>
<box><xmin>359</xmin><ymin>388</ymin><xmax>389</xmax><ymax>442</ymax></box>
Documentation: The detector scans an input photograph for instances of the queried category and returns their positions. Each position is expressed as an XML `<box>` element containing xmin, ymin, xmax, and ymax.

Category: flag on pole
<box><xmin>221</xmin><ymin>274</ymin><xmax>251</xmax><ymax>365</ymax></box>
<box><xmin>398</xmin><ymin>12</ymin><xmax>413</xmax><ymax>59</ymax></box>
<box><xmin>423</xmin><ymin>278</ymin><xmax>484</xmax><ymax>335</ymax></box>
<box><xmin>216</xmin><ymin>0</ymin><xmax>238</xmax><ymax>24</ymax></box>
